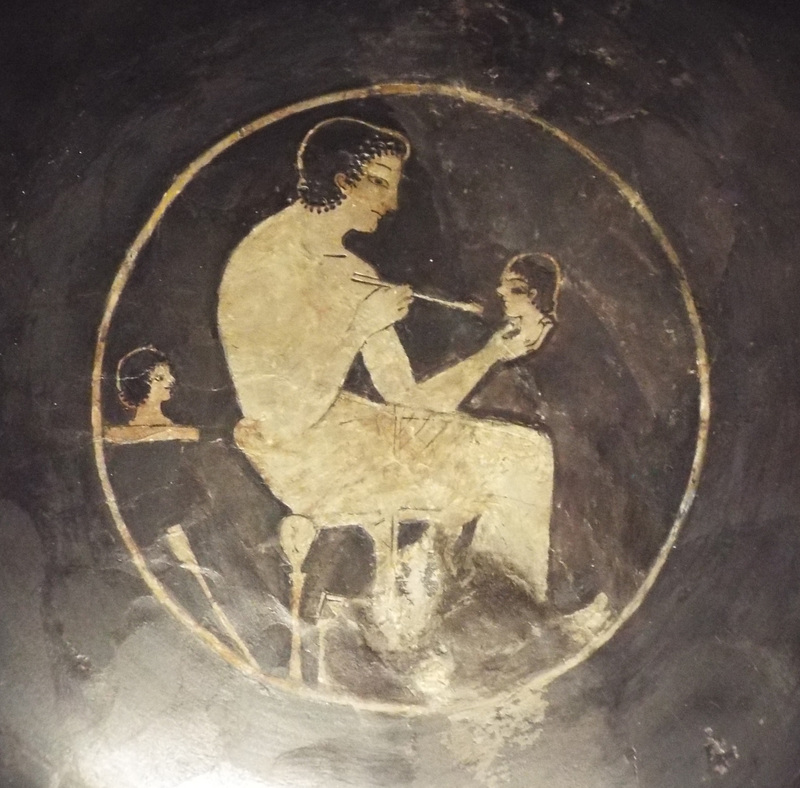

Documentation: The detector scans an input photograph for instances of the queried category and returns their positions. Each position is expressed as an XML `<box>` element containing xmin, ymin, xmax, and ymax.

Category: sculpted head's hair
<box><xmin>296</xmin><ymin>117</ymin><xmax>410</xmax><ymax>211</ymax></box>
<box><xmin>507</xmin><ymin>252</ymin><xmax>563</xmax><ymax>317</ymax></box>
<box><xmin>116</xmin><ymin>346</ymin><xmax>171</xmax><ymax>409</ymax></box>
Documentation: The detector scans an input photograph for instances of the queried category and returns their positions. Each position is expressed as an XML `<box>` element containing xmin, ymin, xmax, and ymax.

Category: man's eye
<box><xmin>368</xmin><ymin>175</ymin><xmax>388</xmax><ymax>188</ymax></box>
<box><xmin>510</xmin><ymin>287</ymin><xmax>528</xmax><ymax>295</ymax></box>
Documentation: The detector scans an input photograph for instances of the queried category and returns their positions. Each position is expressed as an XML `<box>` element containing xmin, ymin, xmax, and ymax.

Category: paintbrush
<box><xmin>351</xmin><ymin>272</ymin><xmax>483</xmax><ymax>315</ymax></box>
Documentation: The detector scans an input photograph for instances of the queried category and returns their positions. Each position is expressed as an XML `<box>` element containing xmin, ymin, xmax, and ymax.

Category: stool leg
<box><xmin>278</xmin><ymin>515</ymin><xmax>317</xmax><ymax>682</ymax></box>
<box><xmin>288</xmin><ymin>570</ymin><xmax>306</xmax><ymax>681</ymax></box>
<box><xmin>370</xmin><ymin>516</ymin><xmax>397</xmax><ymax>600</ymax></box>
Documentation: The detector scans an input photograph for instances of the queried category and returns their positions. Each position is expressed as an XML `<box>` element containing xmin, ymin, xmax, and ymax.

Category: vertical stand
<box><xmin>278</xmin><ymin>515</ymin><xmax>317</xmax><ymax>683</ymax></box>
<box><xmin>288</xmin><ymin>569</ymin><xmax>306</xmax><ymax>682</ymax></box>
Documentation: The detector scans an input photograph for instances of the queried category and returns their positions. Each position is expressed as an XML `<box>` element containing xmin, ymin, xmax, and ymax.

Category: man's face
<box><xmin>339</xmin><ymin>155</ymin><xmax>403</xmax><ymax>232</ymax></box>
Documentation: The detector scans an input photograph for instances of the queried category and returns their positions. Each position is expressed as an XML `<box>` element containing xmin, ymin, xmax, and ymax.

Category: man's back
<box><xmin>218</xmin><ymin>201</ymin><xmax>370</xmax><ymax>440</ymax></box>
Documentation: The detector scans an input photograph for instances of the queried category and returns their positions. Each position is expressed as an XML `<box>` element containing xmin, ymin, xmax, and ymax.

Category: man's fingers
<box><xmin>501</xmin><ymin>319</ymin><xmax>521</xmax><ymax>340</ymax></box>
<box><xmin>393</xmin><ymin>286</ymin><xmax>413</xmax><ymax>315</ymax></box>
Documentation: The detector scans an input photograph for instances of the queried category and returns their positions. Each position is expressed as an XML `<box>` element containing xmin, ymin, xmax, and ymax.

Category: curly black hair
<box><xmin>296</xmin><ymin>117</ymin><xmax>410</xmax><ymax>211</ymax></box>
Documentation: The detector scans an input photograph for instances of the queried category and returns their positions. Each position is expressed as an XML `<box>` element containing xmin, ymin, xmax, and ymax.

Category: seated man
<box><xmin>217</xmin><ymin>117</ymin><xmax>556</xmax><ymax>602</ymax></box>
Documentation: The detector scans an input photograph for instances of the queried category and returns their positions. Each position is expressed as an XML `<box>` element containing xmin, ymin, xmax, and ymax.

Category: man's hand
<box><xmin>353</xmin><ymin>284</ymin><xmax>413</xmax><ymax>339</ymax></box>
<box><xmin>489</xmin><ymin>317</ymin><xmax>555</xmax><ymax>362</ymax></box>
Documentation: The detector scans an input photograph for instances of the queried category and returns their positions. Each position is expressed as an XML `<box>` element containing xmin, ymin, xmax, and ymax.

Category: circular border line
<box><xmin>91</xmin><ymin>82</ymin><xmax>710</xmax><ymax>715</ymax></box>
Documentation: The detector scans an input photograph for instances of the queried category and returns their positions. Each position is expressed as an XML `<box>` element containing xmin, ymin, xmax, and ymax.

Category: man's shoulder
<box><xmin>224</xmin><ymin>205</ymin><xmax>305</xmax><ymax>275</ymax></box>
<box><xmin>237</xmin><ymin>205</ymin><xmax>297</xmax><ymax>250</ymax></box>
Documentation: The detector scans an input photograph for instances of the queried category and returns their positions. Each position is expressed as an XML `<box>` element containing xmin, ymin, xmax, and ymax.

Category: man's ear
<box><xmin>333</xmin><ymin>172</ymin><xmax>350</xmax><ymax>193</ymax></box>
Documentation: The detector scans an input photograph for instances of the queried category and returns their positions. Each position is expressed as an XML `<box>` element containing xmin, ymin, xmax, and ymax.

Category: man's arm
<box><xmin>361</xmin><ymin>327</ymin><xmax>503</xmax><ymax>412</ymax></box>
<box><xmin>359</xmin><ymin>328</ymin><xmax>417</xmax><ymax>402</ymax></box>
<box><xmin>362</xmin><ymin>319</ymin><xmax>554</xmax><ymax>413</ymax></box>
<box><xmin>225</xmin><ymin>280</ymin><xmax>412</xmax><ymax>443</ymax></box>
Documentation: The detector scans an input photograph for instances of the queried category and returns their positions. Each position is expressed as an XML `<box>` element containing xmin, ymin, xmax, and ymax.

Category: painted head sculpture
<box><xmin>497</xmin><ymin>252</ymin><xmax>562</xmax><ymax>326</ymax></box>
<box><xmin>116</xmin><ymin>346</ymin><xmax>176</xmax><ymax>426</ymax></box>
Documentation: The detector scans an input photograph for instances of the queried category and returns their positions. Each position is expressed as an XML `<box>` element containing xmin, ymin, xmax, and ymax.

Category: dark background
<box><xmin>1</xmin><ymin>1</ymin><xmax>800</xmax><ymax>786</ymax></box>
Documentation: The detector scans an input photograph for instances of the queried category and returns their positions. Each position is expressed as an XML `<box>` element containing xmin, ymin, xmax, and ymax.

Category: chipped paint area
<box><xmin>443</xmin><ymin>688</ymin><xmax>548</xmax><ymax>786</ymax></box>
<box><xmin>704</xmin><ymin>727</ymin><xmax>739</xmax><ymax>777</ymax></box>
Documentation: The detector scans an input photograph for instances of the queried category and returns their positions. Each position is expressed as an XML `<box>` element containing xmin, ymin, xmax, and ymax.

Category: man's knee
<box><xmin>233</xmin><ymin>419</ymin><xmax>280</xmax><ymax>488</ymax></box>
<box><xmin>474</xmin><ymin>419</ymin><xmax>553</xmax><ymax>462</ymax></box>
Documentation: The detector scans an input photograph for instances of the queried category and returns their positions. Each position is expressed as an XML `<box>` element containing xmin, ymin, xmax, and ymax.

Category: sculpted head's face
<box><xmin>147</xmin><ymin>362</ymin><xmax>175</xmax><ymax>406</ymax></box>
<box><xmin>334</xmin><ymin>155</ymin><xmax>403</xmax><ymax>233</ymax></box>
<box><xmin>497</xmin><ymin>267</ymin><xmax>542</xmax><ymax>322</ymax></box>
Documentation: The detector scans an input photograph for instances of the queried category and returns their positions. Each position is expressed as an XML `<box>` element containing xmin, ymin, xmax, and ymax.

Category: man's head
<box><xmin>497</xmin><ymin>252</ymin><xmax>562</xmax><ymax>321</ymax></box>
<box><xmin>116</xmin><ymin>346</ymin><xmax>175</xmax><ymax>410</ymax></box>
<box><xmin>297</xmin><ymin>117</ymin><xmax>410</xmax><ymax>231</ymax></box>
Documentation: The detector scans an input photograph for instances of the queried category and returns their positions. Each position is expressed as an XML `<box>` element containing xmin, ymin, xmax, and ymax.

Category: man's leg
<box><xmin>236</xmin><ymin>406</ymin><xmax>553</xmax><ymax>602</ymax></box>
<box><xmin>389</xmin><ymin>410</ymin><xmax>554</xmax><ymax>601</ymax></box>
<box><xmin>464</xmin><ymin>421</ymin><xmax>554</xmax><ymax>603</ymax></box>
